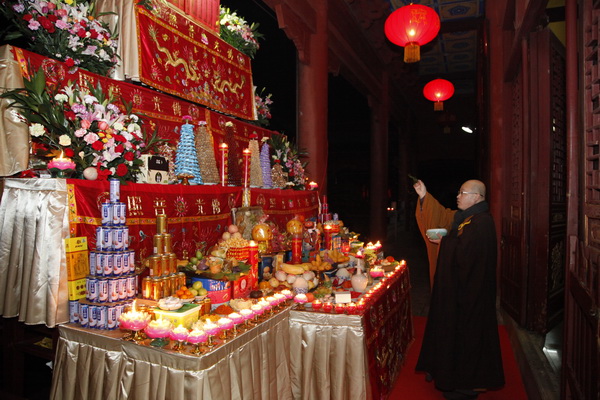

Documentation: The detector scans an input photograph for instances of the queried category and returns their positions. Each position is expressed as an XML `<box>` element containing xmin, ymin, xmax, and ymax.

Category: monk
<box><xmin>415</xmin><ymin>179</ymin><xmax>505</xmax><ymax>399</ymax></box>
<box><xmin>414</xmin><ymin>180</ymin><xmax>456</xmax><ymax>289</ymax></box>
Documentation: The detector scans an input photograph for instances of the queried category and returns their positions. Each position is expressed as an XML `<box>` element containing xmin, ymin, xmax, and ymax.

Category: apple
<box><xmin>190</xmin><ymin>288</ymin><xmax>198</xmax><ymax>296</ymax></box>
<box><xmin>195</xmin><ymin>250</ymin><xmax>203</xmax><ymax>259</ymax></box>
<box><xmin>198</xmin><ymin>288</ymin><xmax>208</xmax><ymax>296</ymax></box>
<box><xmin>192</xmin><ymin>281</ymin><xmax>203</xmax><ymax>290</ymax></box>
<box><xmin>228</xmin><ymin>224</ymin><xmax>239</xmax><ymax>234</ymax></box>
<box><xmin>190</xmin><ymin>257</ymin><xmax>199</xmax><ymax>265</ymax></box>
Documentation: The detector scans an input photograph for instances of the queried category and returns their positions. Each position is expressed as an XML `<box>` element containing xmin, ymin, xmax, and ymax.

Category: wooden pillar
<box><xmin>297</xmin><ymin>1</ymin><xmax>329</xmax><ymax>195</ymax></box>
<box><xmin>368</xmin><ymin>73</ymin><xmax>389</xmax><ymax>241</ymax></box>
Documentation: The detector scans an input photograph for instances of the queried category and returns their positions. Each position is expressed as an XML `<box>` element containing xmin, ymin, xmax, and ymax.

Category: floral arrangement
<box><xmin>0</xmin><ymin>67</ymin><xmax>162</xmax><ymax>182</ymax></box>
<box><xmin>254</xmin><ymin>87</ymin><xmax>273</xmax><ymax>127</ymax></box>
<box><xmin>268</xmin><ymin>134</ymin><xmax>308</xmax><ymax>190</ymax></box>
<box><xmin>219</xmin><ymin>6</ymin><xmax>263</xmax><ymax>59</ymax></box>
<box><xmin>0</xmin><ymin>0</ymin><xmax>118</xmax><ymax>76</ymax></box>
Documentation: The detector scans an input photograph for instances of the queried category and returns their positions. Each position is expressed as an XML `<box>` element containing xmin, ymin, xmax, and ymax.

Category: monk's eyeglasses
<box><xmin>457</xmin><ymin>191</ymin><xmax>482</xmax><ymax>196</ymax></box>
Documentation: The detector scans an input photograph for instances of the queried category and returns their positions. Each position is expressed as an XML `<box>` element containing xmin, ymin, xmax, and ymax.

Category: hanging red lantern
<box><xmin>384</xmin><ymin>4</ymin><xmax>440</xmax><ymax>63</ymax></box>
<box><xmin>423</xmin><ymin>79</ymin><xmax>454</xmax><ymax>111</ymax></box>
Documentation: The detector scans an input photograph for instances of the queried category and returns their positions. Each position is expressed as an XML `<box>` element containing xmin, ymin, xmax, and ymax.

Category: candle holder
<box><xmin>312</xmin><ymin>300</ymin><xmax>323</xmax><ymax>311</ymax></box>
<box><xmin>228</xmin><ymin>313</ymin><xmax>244</xmax><ymax>337</ymax></box>
<box><xmin>294</xmin><ymin>294</ymin><xmax>308</xmax><ymax>310</ymax></box>
<box><xmin>204</xmin><ymin>323</ymin><xmax>220</xmax><ymax>349</ymax></box>
<box><xmin>187</xmin><ymin>329</ymin><xmax>208</xmax><ymax>355</ymax></box>
<box><xmin>217</xmin><ymin>318</ymin><xmax>234</xmax><ymax>342</ymax></box>
<box><xmin>169</xmin><ymin>327</ymin><xmax>189</xmax><ymax>352</ymax></box>
<box><xmin>119</xmin><ymin>309</ymin><xmax>151</xmax><ymax>343</ymax></box>
<box><xmin>322</xmin><ymin>302</ymin><xmax>334</xmax><ymax>313</ymax></box>
<box><xmin>47</xmin><ymin>155</ymin><xmax>76</xmax><ymax>179</ymax></box>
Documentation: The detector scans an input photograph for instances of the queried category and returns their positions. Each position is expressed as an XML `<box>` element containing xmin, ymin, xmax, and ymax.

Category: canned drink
<box><xmin>102</xmin><ymin>252</ymin><xmax>113</xmax><ymax>277</ymax></box>
<box><xmin>148</xmin><ymin>255</ymin><xmax>161</xmax><ymax>277</ymax></box>
<box><xmin>126</xmin><ymin>275</ymin><xmax>136</xmax><ymax>298</ymax></box>
<box><xmin>113</xmin><ymin>252</ymin><xmax>123</xmax><ymax>276</ymax></box>
<box><xmin>79</xmin><ymin>303</ymin><xmax>89</xmax><ymax>327</ymax></box>
<box><xmin>89</xmin><ymin>251</ymin><xmax>97</xmax><ymax>276</ymax></box>
<box><xmin>113</xmin><ymin>227</ymin><xmax>125</xmax><ymax>251</ymax></box>
<box><xmin>161</xmin><ymin>254</ymin><xmax>170</xmax><ymax>275</ymax></box>
<box><xmin>107</xmin><ymin>304</ymin><xmax>118</xmax><ymax>330</ymax></box>
<box><xmin>98</xmin><ymin>278</ymin><xmax>109</xmax><ymax>302</ymax></box>
<box><xmin>109</xmin><ymin>178</ymin><xmax>120</xmax><ymax>202</ymax></box>
<box><xmin>163</xmin><ymin>233</ymin><xmax>172</xmax><ymax>253</ymax></box>
<box><xmin>112</xmin><ymin>202</ymin><xmax>126</xmax><ymax>226</ymax></box>
<box><xmin>142</xmin><ymin>277</ymin><xmax>151</xmax><ymax>299</ymax></box>
<box><xmin>69</xmin><ymin>300</ymin><xmax>79</xmax><ymax>324</ymax></box>
<box><xmin>156</xmin><ymin>214</ymin><xmax>167</xmax><ymax>234</ymax></box>
<box><xmin>128</xmin><ymin>250</ymin><xmax>135</xmax><ymax>273</ymax></box>
<box><xmin>177</xmin><ymin>272</ymin><xmax>187</xmax><ymax>288</ymax></box>
<box><xmin>169</xmin><ymin>253</ymin><xmax>177</xmax><ymax>275</ymax></box>
<box><xmin>118</xmin><ymin>277</ymin><xmax>127</xmax><ymax>300</ymax></box>
<box><xmin>153</xmin><ymin>234</ymin><xmax>164</xmax><ymax>255</ymax></box>
<box><xmin>95</xmin><ymin>252</ymin><xmax>103</xmax><ymax>276</ymax></box>
<box><xmin>123</xmin><ymin>251</ymin><xmax>131</xmax><ymax>274</ymax></box>
<box><xmin>122</xmin><ymin>226</ymin><xmax>129</xmax><ymax>250</ymax></box>
<box><xmin>96</xmin><ymin>305</ymin><xmax>107</xmax><ymax>329</ymax></box>
<box><xmin>96</xmin><ymin>226</ymin><xmax>112</xmax><ymax>251</ymax></box>
<box><xmin>86</xmin><ymin>277</ymin><xmax>98</xmax><ymax>302</ymax></box>
<box><xmin>108</xmin><ymin>279</ymin><xmax>119</xmax><ymax>302</ymax></box>
<box><xmin>101</xmin><ymin>202</ymin><xmax>113</xmax><ymax>226</ymax></box>
<box><xmin>88</xmin><ymin>305</ymin><xmax>97</xmax><ymax>328</ymax></box>
<box><xmin>151</xmin><ymin>277</ymin><xmax>161</xmax><ymax>300</ymax></box>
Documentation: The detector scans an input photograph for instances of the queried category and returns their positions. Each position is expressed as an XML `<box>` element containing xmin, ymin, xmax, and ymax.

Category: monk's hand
<box><xmin>414</xmin><ymin>180</ymin><xmax>427</xmax><ymax>199</ymax></box>
<box><xmin>427</xmin><ymin>237</ymin><xmax>441</xmax><ymax>244</ymax></box>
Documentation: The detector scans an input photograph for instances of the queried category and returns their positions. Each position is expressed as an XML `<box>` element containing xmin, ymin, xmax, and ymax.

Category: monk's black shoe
<box><xmin>442</xmin><ymin>389</ymin><xmax>479</xmax><ymax>399</ymax></box>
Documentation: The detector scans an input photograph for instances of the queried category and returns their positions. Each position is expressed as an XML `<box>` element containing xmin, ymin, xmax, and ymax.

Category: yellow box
<box><xmin>67</xmin><ymin>278</ymin><xmax>87</xmax><ymax>301</ymax></box>
<box><xmin>66</xmin><ymin>251</ymin><xmax>89</xmax><ymax>281</ymax></box>
<box><xmin>65</xmin><ymin>237</ymin><xmax>88</xmax><ymax>253</ymax></box>
<box><xmin>153</xmin><ymin>303</ymin><xmax>201</xmax><ymax>329</ymax></box>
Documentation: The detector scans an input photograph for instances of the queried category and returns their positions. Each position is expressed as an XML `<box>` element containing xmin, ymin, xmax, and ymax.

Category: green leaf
<box><xmin>31</xmin><ymin>69</ymin><xmax>47</xmax><ymax>98</ymax></box>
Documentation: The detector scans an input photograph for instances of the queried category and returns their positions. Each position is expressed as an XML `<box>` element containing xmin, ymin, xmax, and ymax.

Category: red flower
<box><xmin>22</xmin><ymin>14</ymin><xmax>33</xmax><ymax>21</ymax></box>
<box><xmin>64</xmin><ymin>148</ymin><xmax>75</xmax><ymax>157</ymax></box>
<box><xmin>115</xmin><ymin>144</ymin><xmax>124</xmax><ymax>153</ymax></box>
<box><xmin>77</xmin><ymin>28</ymin><xmax>86</xmax><ymax>38</ymax></box>
<box><xmin>96</xmin><ymin>168</ymin><xmax>111</xmax><ymax>181</ymax></box>
<box><xmin>38</xmin><ymin>16</ymin><xmax>55</xmax><ymax>33</ymax></box>
<box><xmin>116</xmin><ymin>164</ymin><xmax>128</xmax><ymax>176</ymax></box>
<box><xmin>64</xmin><ymin>110</ymin><xmax>76</xmax><ymax>120</ymax></box>
<box><xmin>113</xmin><ymin>134</ymin><xmax>126</xmax><ymax>142</ymax></box>
<box><xmin>64</xmin><ymin>58</ymin><xmax>75</xmax><ymax>67</ymax></box>
<box><xmin>123</xmin><ymin>152</ymin><xmax>134</xmax><ymax>161</ymax></box>
<box><xmin>92</xmin><ymin>141</ymin><xmax>104</xmax><ymax>151</ymax></box>
<box><xmin>47</xmin><ymin>14</ymin><xmax>58</xmax><ymax>23</ymax></box>
<box><xmin>89</xmin><ymin>29</ymin><xmax>98</xmax><ymax>39</ymax></box>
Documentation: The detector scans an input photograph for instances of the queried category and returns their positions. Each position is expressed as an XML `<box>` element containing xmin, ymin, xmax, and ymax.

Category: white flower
<box><xmin>78</xmin><ymin>151</ymin><xmax>85</xmax><ymax>159</ymax></box>
<box><xmin>59</xmin><ymin>134</ymin><xmax>72</xmax><ymax>146</ymax></box>
<box><xmin>127</xmin><ymin>123</ymin><xmax>141</xmax><ymax>133</ymax></box>
<box><xmin>29</xmin><ymin>123</ymin><xmax>46</xmax><ymax>137</ymax></box>
<box><xmin>113</xmin><ymin>122</ymin><xmax>124</xmax><ymax>131</ymax></box>
<box><xmin>54</xmin><ymin>94</ymin><xmax>68</xmax><ymax>103</ymax></box>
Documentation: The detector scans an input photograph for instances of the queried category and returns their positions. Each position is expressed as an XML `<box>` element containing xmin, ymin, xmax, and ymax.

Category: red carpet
<box><xmin>388</xmin><ymin>316</ymin><xmax>528</xmax><ymax>399</ymax></box>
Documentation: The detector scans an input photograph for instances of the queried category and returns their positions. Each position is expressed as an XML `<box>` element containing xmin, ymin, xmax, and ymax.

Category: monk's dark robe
<box><xmin>415</xmin><ymin>201</ymin><xmax>505</xmax><ymax>391</ymax></box>
<box><xmin>415</xmin><ymin>193</ymin><xmax>456</xmax><ymax>289</ymax></box>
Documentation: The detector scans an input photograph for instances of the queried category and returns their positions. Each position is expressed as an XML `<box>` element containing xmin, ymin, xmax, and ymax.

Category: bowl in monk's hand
<box><xmin>426</xmin><ymin>228</ymin><xmax>447</xmax><ymax>240</ymax></box>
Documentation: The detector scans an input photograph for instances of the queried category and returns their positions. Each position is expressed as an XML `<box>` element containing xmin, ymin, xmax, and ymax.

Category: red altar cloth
<box><xmin>364</xmin><ymin>264</ymin><xmax>414</xmax><ymax>400</ymax></box>
<box><xmin>66</xmin><ymin>180</ymin><xmax>318</xmax><ymax>261</ymax></box>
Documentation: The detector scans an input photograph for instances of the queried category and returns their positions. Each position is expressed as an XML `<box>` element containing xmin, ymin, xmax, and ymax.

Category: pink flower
<box><xmin>80</xmin><ymin>119</ymin><xmax>91</xmax><ymax>129</ymax></box>
<box><xmin>28</xmin><ymin>20</ymin><xmax>41</xmax><ymax>30</ymax></box>
<box><xmin>98</xmin><ymin>121</ymin><xmax>109</xmax><ymax>130</ymax></box>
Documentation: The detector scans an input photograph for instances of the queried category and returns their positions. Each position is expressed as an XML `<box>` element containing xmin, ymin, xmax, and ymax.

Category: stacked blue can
<box><xmin>78</xmin><ymin>179</ymin><xmax>138</xmax><ymax>330</ymax></box>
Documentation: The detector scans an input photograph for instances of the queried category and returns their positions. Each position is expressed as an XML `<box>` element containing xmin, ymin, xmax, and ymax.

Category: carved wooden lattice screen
<box><xmin>563</xmin><ymin>0</ymin><xmax>600</xmax><ymax>398</ymax></box>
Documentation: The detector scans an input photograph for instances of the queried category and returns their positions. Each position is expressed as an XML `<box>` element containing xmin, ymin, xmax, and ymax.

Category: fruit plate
<box><xmin>180</xmin><ymin>298</ymin><xmax>193</xmax><ymax>304</ymax></box>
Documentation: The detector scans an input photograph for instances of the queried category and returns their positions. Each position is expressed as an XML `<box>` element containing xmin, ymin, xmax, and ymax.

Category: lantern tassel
<box><xmin>404</xmin><ymin>42</ymin><xmax>420</xmax><ymax>63</ymax></box>
<box><xmin>434</xmin><ymin>101</ymin><xmax>444</xmax><ymax>111</ymax></box>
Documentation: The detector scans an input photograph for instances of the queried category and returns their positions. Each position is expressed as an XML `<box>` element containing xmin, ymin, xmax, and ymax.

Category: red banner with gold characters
<box><xmin>66</xmin><ymin>179</ymin><xmax>318</xmax><ymax>263</ymax></box>
<box><xmin>135</xmin><ymin>3</ymin><xmax>256</xmax><ymax>120</ymax></box>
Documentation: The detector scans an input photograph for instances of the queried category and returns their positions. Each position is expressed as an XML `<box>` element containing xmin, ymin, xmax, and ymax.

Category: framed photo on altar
<box><xmin>231</xmin><ymin>206</ymin><xmax>264</xmax><ymax>240</ymax></box>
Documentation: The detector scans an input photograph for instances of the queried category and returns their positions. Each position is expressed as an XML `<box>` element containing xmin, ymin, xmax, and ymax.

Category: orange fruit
<box><xmin>176</xmin><ymin>289</ymin><xmax>184</xmax><ymax>297</ymax></box>
<box><xmin>386</xmin><ymin>256</ymin><xmax>395</xmax><ymax>262</ymax></box>
<box><xmin>306</xmin><ymin>292</ymin><xmax>315</xmax><ymax>302</ymax></box>
<box><xmin>180</xmin><ymin>286</ymin><xmax>188</xmax><ymax>291</ymax></box>
<box><xmin>185</xmin><ymin>290</ymin><xmax>192</xmax><ymax>296</ymax></box>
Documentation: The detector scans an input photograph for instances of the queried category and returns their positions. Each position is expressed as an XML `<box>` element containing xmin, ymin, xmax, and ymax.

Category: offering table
<box><xmin>288</xmin><ymin>264</ymin><xmax>413</xmax><ymax>400</ymax></box>
<box><xmin>50</xmin><ymin>307</ymin><xmax>292</xmax><ymax>400</ymax></box>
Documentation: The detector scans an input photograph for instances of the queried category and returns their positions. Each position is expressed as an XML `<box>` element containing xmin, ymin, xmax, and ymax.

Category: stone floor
<box><xmin>386</xmin><ymin>226</ymin><xmax>561</xmax><ymax>400</ymax></box>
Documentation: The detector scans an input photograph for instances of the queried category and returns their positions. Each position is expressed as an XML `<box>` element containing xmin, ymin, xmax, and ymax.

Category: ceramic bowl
<box><xmin>426</xmin><ymin>228</ymin><xmax>448</xmax><ymax>240</ymax></box>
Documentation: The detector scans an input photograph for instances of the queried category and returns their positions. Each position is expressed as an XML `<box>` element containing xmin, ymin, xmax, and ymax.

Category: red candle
<box><xmin>347</xmin><ymin>302</ymin><xmax>357</xmax><ymax>314</ymax></box>
<box><xmin>219</xmin><ymin>143</ymin><xmax>228</xmax><ymax>186</ymax></box>
<box><xmin>324</xmin><ymin>224</ymin><xmax>333</xmax><ymax>250</ymax></box>
<box><xmin>248</xmin><ymin>240</ymin><xmax>258</xmax><ymax>267</ymax></box>
<box><xmin>334</xmin><ymin>303</ymin><xmax>346</xmax><ymax>313</ymax></box>
<box><xmin>242</xmin><ymin>148</ymin><xmax>251</xmax><ymax>188</ymax></box>
<box><xmin>312</xmin><ymin>300</ymin><xmax>322</xmax><ymax>310</ymax></box>
<box><xmin>291</xmin><ymin>234</ymin><xmax>302</xmax><ymax>264</ymax></box>
<box><xmin>322</xmin><ymin>302</ymin><xmax>333</xmax><ymax>312</ymax></box>
<box><xmin>357</xmin><ymin>301</ymin><xmax>367</xmax><ymax>311</ymax></box>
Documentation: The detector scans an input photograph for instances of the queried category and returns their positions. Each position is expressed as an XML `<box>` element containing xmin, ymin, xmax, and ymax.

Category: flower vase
<box><xmin>351</xmin><ymin>269</ymin><xmax>369</xmax><ymax>293</ymax></box>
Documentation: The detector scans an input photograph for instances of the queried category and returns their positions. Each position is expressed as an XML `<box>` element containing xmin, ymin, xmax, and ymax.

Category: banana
<box><xmin>281</xmin><ymin>263</ymin><xmax>305</xmax><ymax>275</ymax></box>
